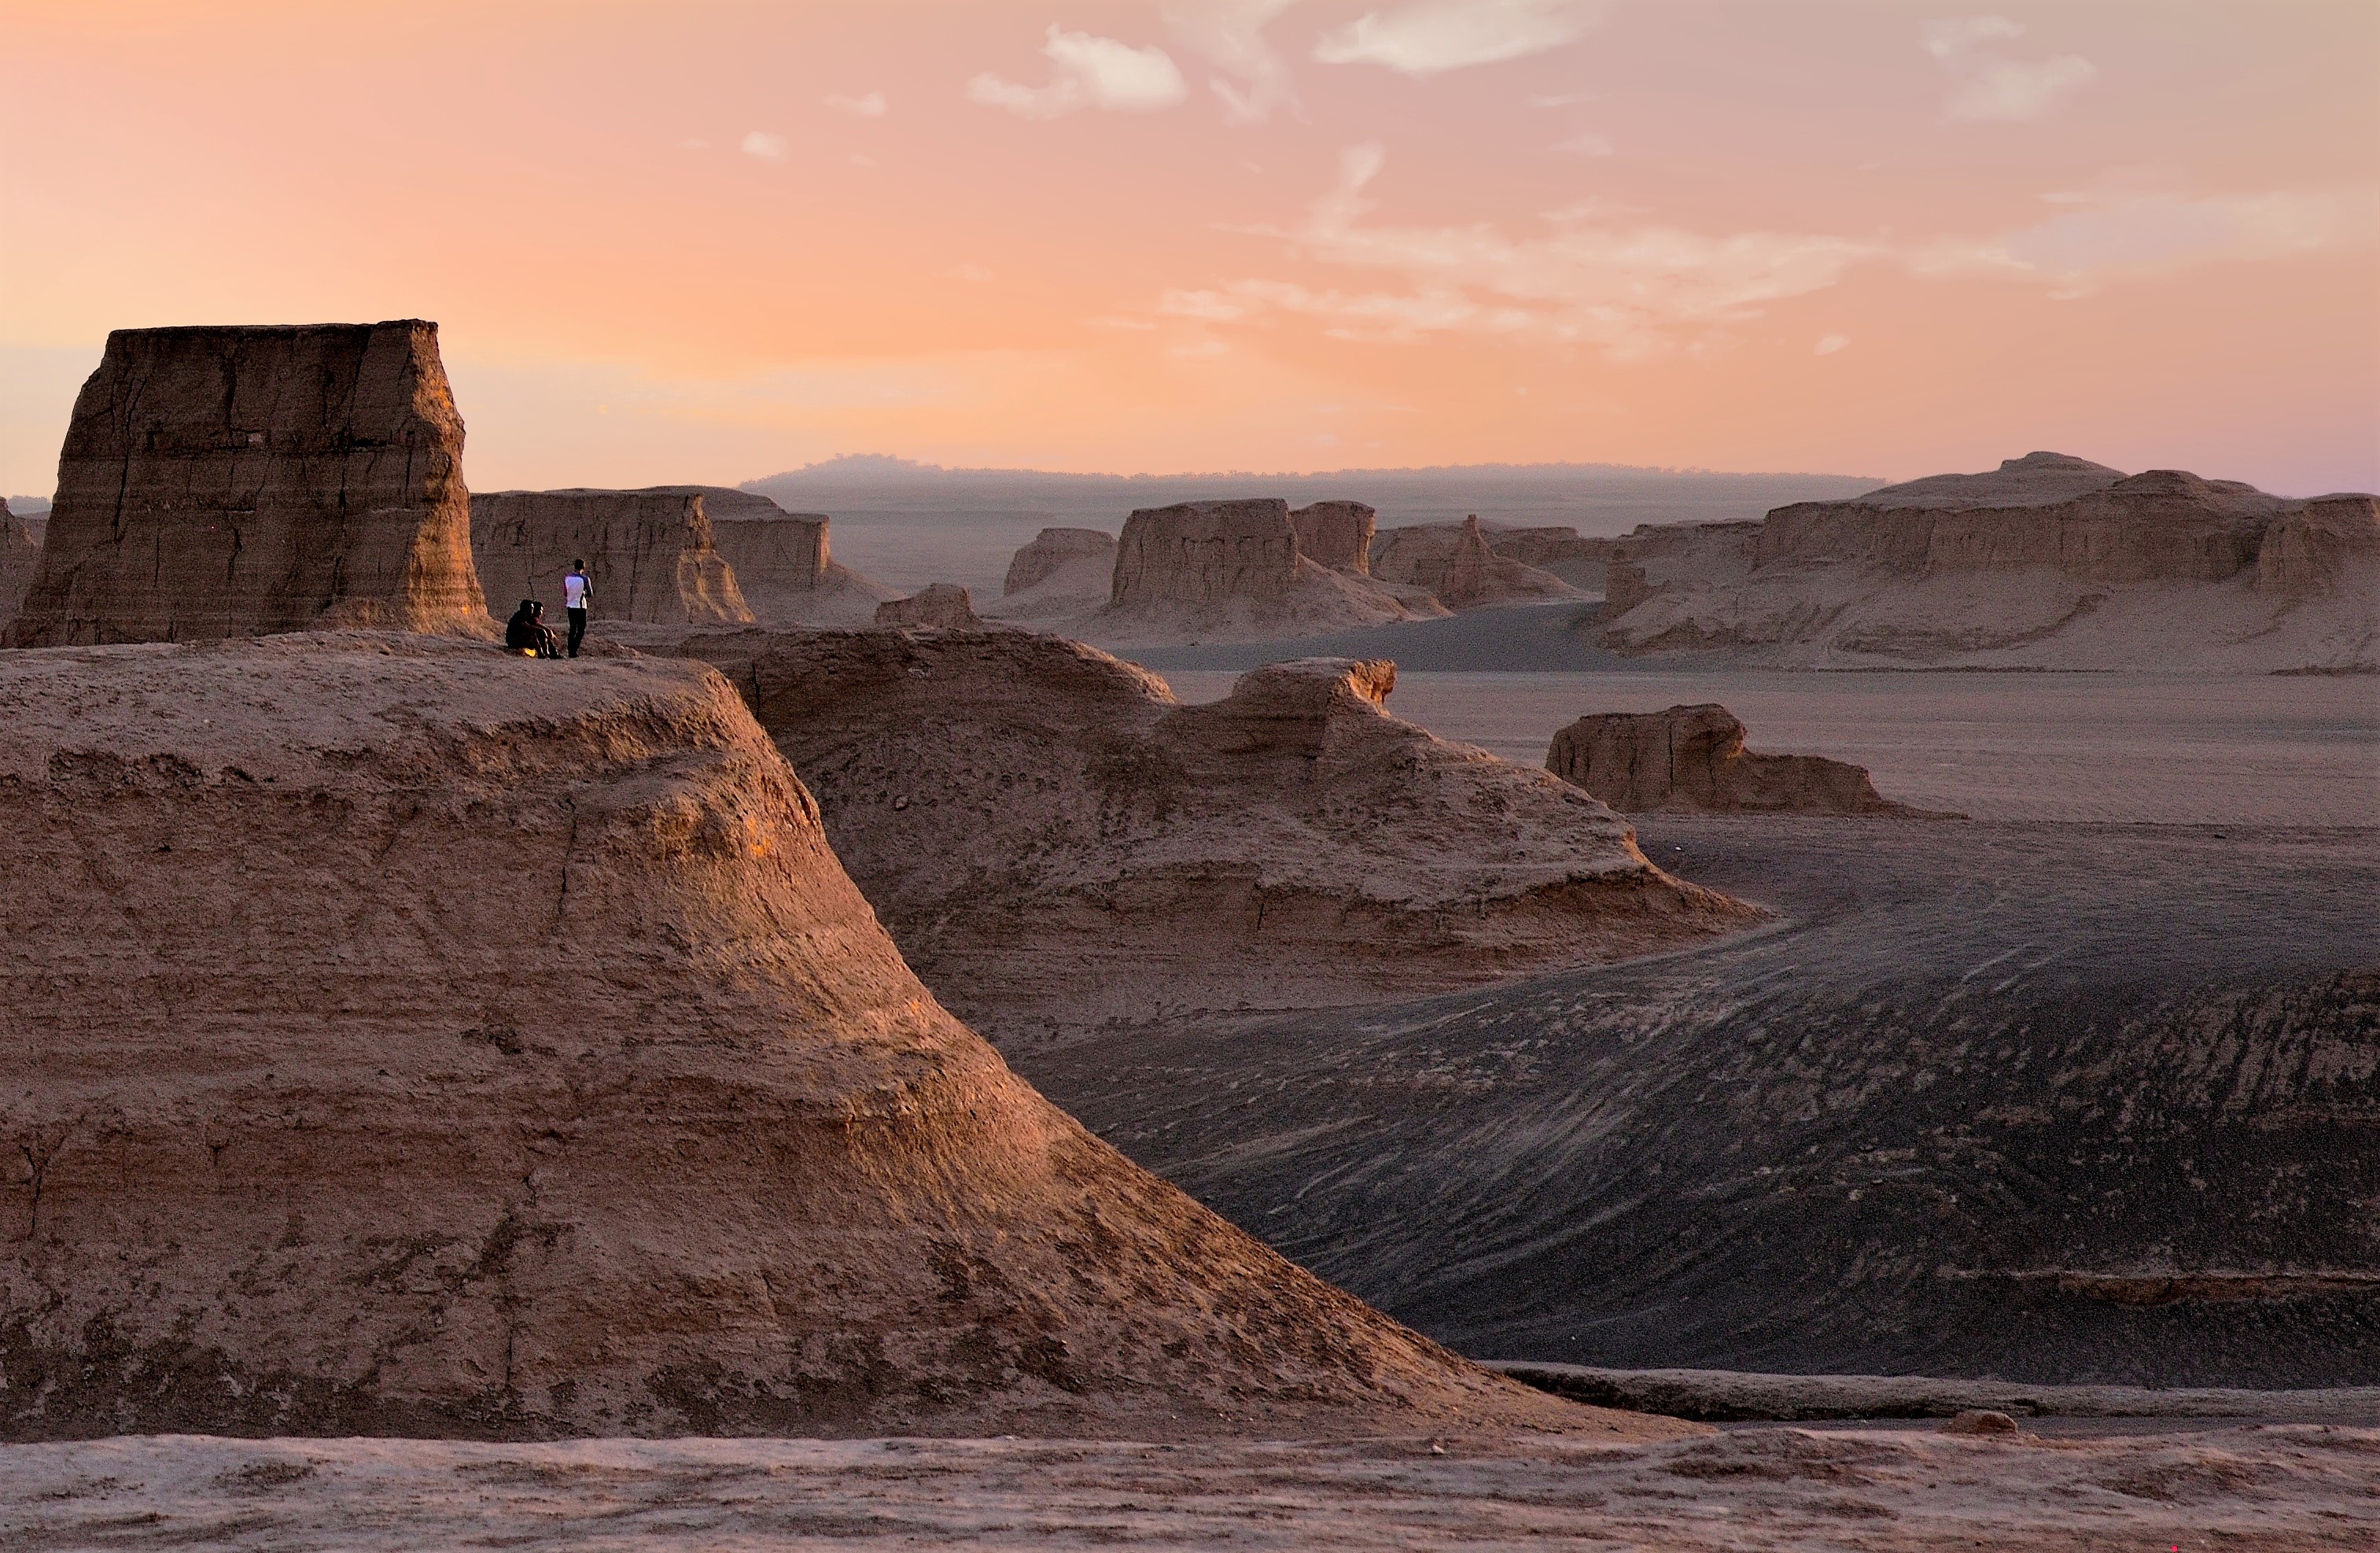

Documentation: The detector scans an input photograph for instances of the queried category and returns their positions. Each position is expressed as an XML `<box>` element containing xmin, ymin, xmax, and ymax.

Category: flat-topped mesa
<box><xmin>6</xmin><ymin>320</ymin><xmax>489</xmax><ymax>647</ymax></box>
<box><xmin>1597</xmin><ymin>452</ymin><xmax>2378</xmax><ymax>670</ymax></box>
<box><xmin>1288</xmin><ymin>500</ymin><xmax>1377</xmax><ymax>574</ymax></box>
<box><xmin>1004</xmin><ymin>527</ymin><xmax>1117</xmax><ymax>596</ymax></box>
<box><xmin>1371</xmin><ymin>515</ymin><xmax>1582</xmax><ymax>608</ymax></box>
<box><xmin>0</xmin><ymin>633</ymin><xmax>1639</xmax><ymax>1443</ymax></box>
<box><xmin>0</xmin><ymin>500</ymin><xmax>35</xmax><ymax>634</ymax></box>
<box><xmin>875</xmin><ymin>582</ymin><xmax>981</xmax><ymax>629</ymax></box>
<box><xmin>470</xmin><ymin>489</ymin><xmax>753</xmax><ymax>626</ymax></box>
<box><xmin>1548</xmin><ymin>704</ymin><xmax>1928</xmax><ymax>816</ymax></box>
<box><xmin>1111</xmin><ymin>498</ymin><xmax>1301</xmax><ymax>607</ymax></box>
<box><xmin>677</xmin><ymin>629</ymin><xmax>1759</xmax><ymax>1042</ymax></box>
<box><xmin>1091</xmin><ymin>499</ymin><xmax>1431</xmax><ymax>644</ymax></box>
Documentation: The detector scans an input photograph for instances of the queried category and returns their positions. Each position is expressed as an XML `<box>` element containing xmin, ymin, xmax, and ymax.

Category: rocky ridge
<box><xmin>1371</xmin><ymin>516</ymin><xmax>1582</xmax><ymax>609</ymax></box>
<box><xmin>1597</xmin><ymin>453</ymin><xmax>2379</xmax><ymax>670</ymax></box>
<box><xmin>1547</xmin><ymin>704</ymin><xmax>1927</xmax><ymax>815</ymax></box>
<box><xmin>0</xmin><ymin>632</ymin><xmax>1627</xmax><ymax>1442</ymax></box>
<box><xmin>6</xmin><ymin>321</ymin><xmax>490</xmax><ymax>647</ymax></box>
<box><xmin>875</xmin><ymin>583</ymin><xmax>982</xmax><ymax>629</ymax></box>
<box><xmin>676</xmin><ymin>629</ymin><xmax>1757</xmax><ymax>1043</ymax></box>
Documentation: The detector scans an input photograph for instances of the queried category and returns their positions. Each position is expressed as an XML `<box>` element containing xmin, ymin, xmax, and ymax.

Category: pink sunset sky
<box><xmin>4</xmin><ymin>0</ymin><xmax>2374</xmax><ymax>496</ymax></box>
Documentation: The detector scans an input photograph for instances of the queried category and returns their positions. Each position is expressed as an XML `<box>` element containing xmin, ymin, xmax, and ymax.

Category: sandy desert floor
<box><xmin>6</xmin><ymin>1426</ymin><xmax>2380</xmax><ymax>1550</ymax></box>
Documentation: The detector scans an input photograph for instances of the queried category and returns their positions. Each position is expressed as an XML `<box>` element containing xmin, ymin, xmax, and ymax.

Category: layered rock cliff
<box><xmin>1090</xmin><ymin>500</ymin><xmax>1435</xmax><ymax>645</ymax></box>
<box><xmin>632</xmin><ymin>485</ymin><xmax>897</xmax><ymax>628</ymax></box>
<box><xmin>470</xmin><ymin>489</ymin><xmax>753</xmax><ymax>626</ymax></box>
<box><xmin>6</xmin><ymin>321</ymin><xmax>489</xmax><ymax>647</ymax></box>
<box><xmin>0</xmin><ymin>633</ymin><xmax>1628</xmax><ymax>1442</ymax></box>
<box><xmin>1597</xmin><ymin>453</ymin><xmax>2378</xmax><ymax>670</ymax></box>
<box><xmin>1371</xmin><ymin>517</ymin><xmax>1583</xmax><ymax>608</ymax></box>
<box><xmin>678</xmin><ymin>630</ymin><xmax>1757</xmax><ymax>1043</ymax></box>
<box><xmin>1548</xmin><ymin>704</ymin><xmax>1926</xmax><ymax>815</ymax></box>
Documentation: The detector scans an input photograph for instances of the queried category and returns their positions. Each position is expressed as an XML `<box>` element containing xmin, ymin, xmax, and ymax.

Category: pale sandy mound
<box><xmin>986</xmin><ymin>528</ymin><xmax>1117</xmax><ymax>625</ymax></box>
<box><xmin>470</xmin><ymin>489</ymin><xmax>753</xmax><ymax>626</ymax></box>
<box><xmin>1548</xmin><ymin>703</ymin><xmax>1935</xmax><ymax>816</ymax></box>
<box><xmin>6</xmin><ymin>321</ymin><xmax>491</xmax><ymax>647</ymax></box>
<box><xmin>0</xmin><ymin>633</ymin><xmax>1638</xmax><ymax>1442</ymax></box>
<box><xmin>1598</xmin><ymin>456</ymin><xmax>2379</xmax><ymax>670</ymax></box>
<box><xmin>676</xmin><ymin>630</ymin><xmax>1759</xmax><ymax>1042</ymax></box>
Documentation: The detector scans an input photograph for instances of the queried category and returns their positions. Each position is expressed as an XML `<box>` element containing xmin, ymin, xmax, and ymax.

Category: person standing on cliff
<box><xmin>562</xmin><ymin>559</ymin><xmax>591</xmax><ymax>658</ymax></box>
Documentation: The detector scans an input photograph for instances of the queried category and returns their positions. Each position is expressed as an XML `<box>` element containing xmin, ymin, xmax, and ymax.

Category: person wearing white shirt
<box><xmin>562</xmin><ymin>560</ymin><xmax>591</xmax><ymax>658</ymax></box>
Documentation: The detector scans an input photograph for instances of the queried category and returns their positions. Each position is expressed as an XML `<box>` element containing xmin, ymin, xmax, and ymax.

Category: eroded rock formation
<box><xmin>0</xmin><ymin>501</ymin><xmax>35</xmax><ymax>635</ymax></box>
<box><xmin>633</xmin><ymin>486</ymin><xmax>897</xmax><ymax>628</ymax></box>
<box><xmin>470</xmin><ymin>489</ymin><xmax>753</xmax><ymax>626</ymax></box>
<box><xmin>0</xmin><ymin>633</ymin><xmax>1634</xmax><ymax>1442</ymax></box>
<box><xmin>1091</xmin><ymin>500</ymin><xmax>1435</xmax><ymax>644</ymax></box>
<box><xmin>1547</xmin><ymin>704</ymin><xmax>1923</xmax><ymax>815</ymax></box>
<box><xmin>1289</xmin><ymin>501</ymin><xmax>1376</xmax><ymax>574</ymax></box>
<box><xmin>6</xmin><ymin>321</ymin><xmax>488</xmax><ymax>647</ymax></box>
<box><xmin>875</xmin><ymin>583</ymin><xmax>981</xmax><ymax>629</ymax></box>
<box><xmin>678</xmin><ymin>630</ymin><xmax>1758</xmax><ymax>1042</ymax></box>
<box><xmin>1003</xmin><ymin>528</ymin><xmax>1117</xmax><ymax>596</ymax></box>
<box><xmin>1482</xmin><ymin>527</ymin><xmax>1615</xmax><ymax>588</ymax></box>
<box><xmin>1597</xmin><ymin>453</ymin><xmax>2378</xmax><ymax>670</ymax></box>
<box><xmin>1371</xmin><ymin>517</ymin><xmax>1582</xmax><ymax>608</ymax></box>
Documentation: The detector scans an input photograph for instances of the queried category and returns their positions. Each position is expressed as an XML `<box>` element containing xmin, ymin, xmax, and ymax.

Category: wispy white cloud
<box><xmin>825</xmin><ymin>91</ymin><xmax>888</xmax><ymax>117</ymax></box>
<box><xmin>742</xmin><ymin>130</ymin><xmax>789</xmax><ymax>161</ymax></box>
<box><xmin>967</xmin><ymin>27</ymin><xmax>1188</xmax><ymax>119</ymax></box>
<box><xmin>1553</xmin><ymin>131</ymin><xmax>1615</xmax><ymax>157</ymax></box>
<box><xmin>1924</xmin><ymin>15</ymin><xmax>2094</xmax><ymax>122</ymax></box>
<box><xmin>1911</xmin><ymin>186</ymin><xmax>2380</xmax><ymax>296</ymax></box>
<box><xmin>1313</xmin><ymin>0</ymin><xmax>1603</xmax><ymax>78</ymax></box>
<box><xmin>1155</xmin><ymin>149</ymin><xmax>2379</xmax><ymax>356</ymax></box>
<box><xmin>1526</xmin><ymin>90</ymin><xmax>1596</xmax><ymax>108</ymax></box>
<box><xmin>950</xmin><ymin>263</ymin><xmax>995</xmax><ymax>283</ymax></box>
<box><xmin>1164</xmin><ymin>0</ymin><xmax>1302</xmax><ymax>124</ymax></box>
<box><xmin>1920</xmin><ymin>15</ymin><xmax>2024</xmax><ymax>60</ymax></box>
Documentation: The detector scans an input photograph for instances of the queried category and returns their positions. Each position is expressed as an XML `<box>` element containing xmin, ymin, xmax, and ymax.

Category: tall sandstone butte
<box><xmin>470</xmin><ymin>489</ymin><xmax>753</xmax><ymax>626</ymax></box>
<box><xmin>1288</xmin><ymin>500</ymin><xmax>1376</xmax><ymax>574</ymax></box>
<box><xmin>6</xmin><ymin>321</ymin><xmax>488</xmax><ymax>647</ymax></box>
<box><xmin>0</xmin><ymin>500</ymin><xmax>35</xmax><ymax>633</ymax></box>
<box><xmin>0</xmin><ymin>634</ymin><xmax>1652</xmax><ymax>1443</ymax></box>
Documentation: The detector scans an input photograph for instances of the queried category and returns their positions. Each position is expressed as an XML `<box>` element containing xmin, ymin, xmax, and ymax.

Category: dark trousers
<box><xmin>566</xmin><ymin>607</ymin><xmax>588</xmax><ymax>657</ymax></box>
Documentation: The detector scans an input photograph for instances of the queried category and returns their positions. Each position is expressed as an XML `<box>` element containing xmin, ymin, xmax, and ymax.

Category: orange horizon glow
<box><xmin>2</xmin><ymin>0</ymin><xmax>2374</xmax><ymax>498</ymax></box>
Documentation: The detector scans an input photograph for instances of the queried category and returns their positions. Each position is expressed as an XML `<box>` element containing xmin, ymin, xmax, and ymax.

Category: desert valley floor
<box><xmin>6</xmin><ymin>649</ymin><xmax>2373</xmax><ymax>1550</ymax></box>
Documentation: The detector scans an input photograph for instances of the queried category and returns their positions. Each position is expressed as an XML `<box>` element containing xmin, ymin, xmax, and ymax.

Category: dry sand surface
<box><xmin>6</xmin><ymin>1426</ymin><xmax>2378</xmax><ymax>1549</ymax></box>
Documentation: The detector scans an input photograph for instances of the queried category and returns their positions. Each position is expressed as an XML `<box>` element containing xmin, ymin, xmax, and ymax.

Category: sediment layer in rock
<box><xmin>0</xmin><ymin>633</ymin><xmax>1614</xmax><ymax>1442</ymax></box>
<box><xmin>1597</xmin><ymin>453</ymin><xmax>2378</xmax><ymax>670</ymax></box>
<box><xmin>6</xmin><ymin>321</ymin><xmax>489</xmax><ymax>647</ymax></box>
<box><xmin>677</xmin><ymin>629</ymin><xmax>1758</xmax><ymax>1042</ymax></box>
<box><xmin>1547</xmin><ymin>703</ymin><xmax>1924</xmax><ymax>815</ymax></box>
<box><xmin>470</xmin><ymin>489</ymin><xmax>753</xmax><ymax>626</ymax></box>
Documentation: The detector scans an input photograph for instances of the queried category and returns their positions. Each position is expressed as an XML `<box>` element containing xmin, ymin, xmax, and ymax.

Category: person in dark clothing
<box><xmin>562</xmin><ymin>559</ymin><xmax>591</xmax><ymax>658</ymax></box>
<box><xmin>505</xmin><ymin>599</ymin><xmax>560</xmax><ymax>658</ymax></box>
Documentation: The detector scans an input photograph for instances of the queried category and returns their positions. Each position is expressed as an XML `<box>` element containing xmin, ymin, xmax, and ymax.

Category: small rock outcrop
<box><xmin>875</xmin><ymin>582</ymin><xmax>981</xmax><ymax>629</ymax></box>
<box><xmin>1481</xmin><ymin>526</ymin><xmax>1615</xmax><ymax>588</ymax></box>
<box><xmin>470</xmin><ymin>489</ymin><xmax>753</xmax><ymax>625</ymax></box>
<box><xmin>1547</xmin><ymin>704</ymin><xmax>1923</xmax><ymax>815</ymax></box>
<box><xmin>1371</xmin><ymin>517</ymin><xmax>1582</xmax><ymax>607</ymax></box>
<box><xmin>1004</xmin><ymin>527</ymin><xmax>1117</xmax><ymax>596</ymax></box>
<box><xmin>6</xmin><ymin>320</ymin><xmax>489</xmax><ymax>647</ymax></box>
<box><xmin>0</xmin><ymin>500</ymin><xmax>35</xmax><ymax>634</ymax></box>
<box><xmin>0</xmin><ymin>633</ymin><xmax>1636</xmax><ymax>1442</ymax></box>
<box><xmin>1289</xmin><ymin>500</ymin><xmax>1376</xmax><ymax>574</ymax></box>
<box><xmin>678</xmin><ymin>630</ymin><xmax>1758</xmax><ymax>1042</ymax></box>
<box><xmin>1092</xmin><ymin>500</ymin><xmax>1437</xmax><ymax>644</ymax></box>
<box><xmin>1597</xmin><ymin>454</ymin><xmax>2378</xmax><ymax>670</ymax></box>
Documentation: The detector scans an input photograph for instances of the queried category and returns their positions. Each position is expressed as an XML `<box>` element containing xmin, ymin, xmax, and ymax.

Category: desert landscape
<box><xmin>4</xmin><ymin>3</ymin><xmax>2375</xmax><ymax>1546</ymax></box>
